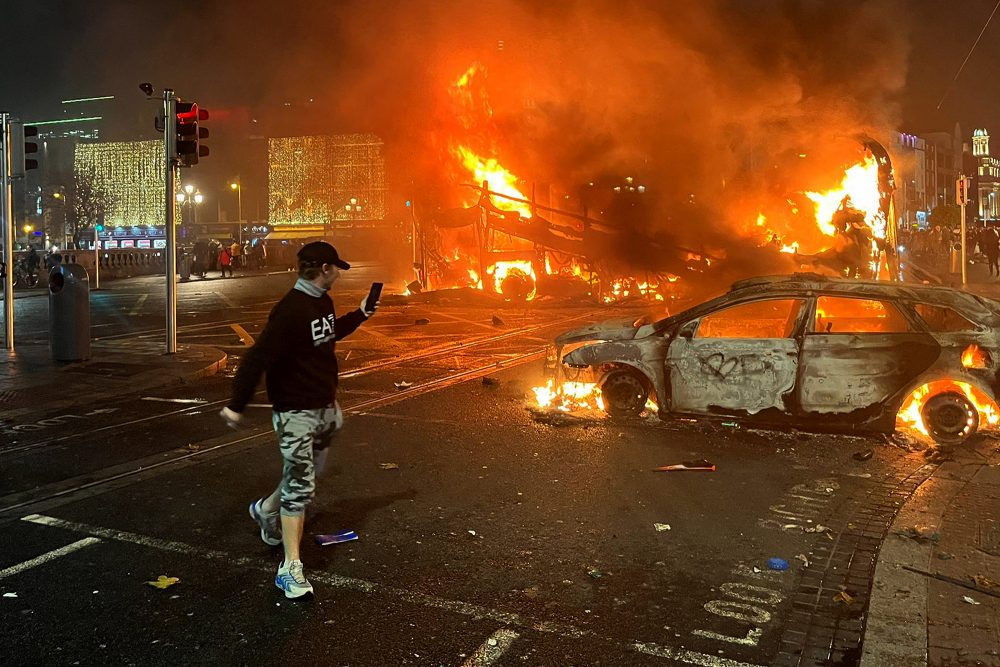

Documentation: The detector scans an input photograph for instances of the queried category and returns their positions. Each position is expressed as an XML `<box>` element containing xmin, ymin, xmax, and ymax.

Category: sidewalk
<box><xmin>861</xmin><ymin>439</ymin><xmax>1000</xmax><ymax>666</ymax></box>
<box><xmin>0</xmin><ymin>340</ymin><xmax>227</xmax><ymax>419</ymax></box>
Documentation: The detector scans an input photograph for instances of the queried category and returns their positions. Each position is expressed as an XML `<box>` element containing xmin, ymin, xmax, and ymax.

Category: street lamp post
<box><xmin>176</xmin><ymin>185</ymin><xmax>203</xmax><ymax>237</ymax></box>
<box><xmin>230</xmin><ymin>179</ymin><xmax>242</xmax><ymax>244</ymax></box>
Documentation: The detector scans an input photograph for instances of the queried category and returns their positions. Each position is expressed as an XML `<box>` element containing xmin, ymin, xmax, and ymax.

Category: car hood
<box><xmin>555</xmin><ymin>318</ymin><xmax>642</xmax><ymax>345</ymax></box>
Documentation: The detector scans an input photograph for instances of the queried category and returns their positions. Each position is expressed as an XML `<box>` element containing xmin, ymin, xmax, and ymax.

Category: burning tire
<box><xmin>600</xmin><ymin>368</ymin><xmax>649</xmax><ymax>416</ymax></box>
<box><xmin>921</xmin><ymin>392</ymin><xmax>979</xmax><ymax>446</ymax></box>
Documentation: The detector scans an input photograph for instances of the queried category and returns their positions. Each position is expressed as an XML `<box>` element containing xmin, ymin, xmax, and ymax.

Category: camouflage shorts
<box><xmin>272</xmin><ymin>403</ymin><xmax>342</xmax><ymax>516</ymax></box>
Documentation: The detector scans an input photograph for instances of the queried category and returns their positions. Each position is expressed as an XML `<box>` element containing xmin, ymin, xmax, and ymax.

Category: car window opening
<box><xmin>696</xmin><ymin>299</ymin><xmax>805</xmax><ymax>339</ymax></box>
<box><xmin>813</xmin><ymin>296</ymin><xmax>911</xmax><ymax>334</ymax></box>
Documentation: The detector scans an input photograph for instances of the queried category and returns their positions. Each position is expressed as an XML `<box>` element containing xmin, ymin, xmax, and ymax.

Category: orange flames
<box><xmin>962</xmin><ymin>344</ymin><xmax>989</xmax><ymax>369</ymax></box>
<box><xmin>805</xmin><ymin>155</ymin><xmax>883</xmax><ymax>239</ymax></box>
<box><xmin>897</xmin><ymin>378</ymin><xmax>999</xmax><ymax>439</ymax></box>
<box><xmin>532</xmin><ymin>379</ymin><xmax>604</xmax><ymax>412</ymax></box>
<box><xmin>489</xmin><ymin>260</ymin><xmax>537</xmax><ymax>300</ymax></box>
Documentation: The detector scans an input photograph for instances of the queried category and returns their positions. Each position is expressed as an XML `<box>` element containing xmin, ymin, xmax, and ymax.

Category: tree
<box><xmin>67</xmin><ymin>172</ymin><xmax>108</xmax><ymax>248</ymax></box>
<box><xmin>928</xmin><ymin>204</ymin><xmax>961</xmax><ymax>230</ymax></box>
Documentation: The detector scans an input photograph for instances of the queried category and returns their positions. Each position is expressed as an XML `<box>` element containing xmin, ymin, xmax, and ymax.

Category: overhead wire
<box><xmin>936</xmin><ymin>0</ymin><xmax>1000</xmax><ymax>110</ymax></box>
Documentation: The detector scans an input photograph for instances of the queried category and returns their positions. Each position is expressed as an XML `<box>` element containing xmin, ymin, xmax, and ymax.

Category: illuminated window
<box><xmin>697</xmin><ymin>299</ymin><xmax>805</xmax><ymax>339</ymax></box>
<box><xmin>913</xmin><ymin>304</ymin><xmax>978</xmax><ymax>332</ymax></box>
<box><xmin>813</xmin><ymin>296</ymin><xmax>911</xmax><ymax>334</ymax></box>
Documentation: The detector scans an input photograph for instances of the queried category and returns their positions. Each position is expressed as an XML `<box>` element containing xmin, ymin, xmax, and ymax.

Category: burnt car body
<box><xmin>554</xmin><ymin>274</ymin><xmax>1000</xmax><ymax>445</ymax></box>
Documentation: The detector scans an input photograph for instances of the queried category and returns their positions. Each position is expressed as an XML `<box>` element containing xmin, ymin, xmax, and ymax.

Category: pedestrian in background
<box><xmin>219</xmin><ymin>244</ymin><xmax>233</xmax><ymax>278</ymax></box>
<box><xmin>219</xmin><ymin>241</ymin><xmax>379</xmax><ymax>599</ymax></box>
<box><xmin>230</xmin><ymin>239</ymin><xmax>242</xmax><ymax>270</ymax></box>
<box><xmin>981</xmin><ymin>226</ymin><xmax>1000</xmax><ymax>277</ymax></box>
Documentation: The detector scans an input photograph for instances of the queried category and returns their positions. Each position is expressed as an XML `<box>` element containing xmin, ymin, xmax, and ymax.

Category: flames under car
<box><xmin>552</xmin><ymin>273</ymin><xmax>1000</xmax><ymax>446</ymax></box>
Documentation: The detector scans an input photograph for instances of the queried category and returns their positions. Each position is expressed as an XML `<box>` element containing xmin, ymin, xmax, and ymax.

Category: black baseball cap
<box><xmin>298</xmin><ymin>241</ymin><xmax>350</xmax><ymax>270</ymax></box>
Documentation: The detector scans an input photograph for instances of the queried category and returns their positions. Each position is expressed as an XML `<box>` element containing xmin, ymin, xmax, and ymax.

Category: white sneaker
<box><xmin>275</xmin><ymin>560</ymin><xmax>313</xmax><ymax>599</ymax></box>
<box><xmin>249</xmin><ymin>499</ymin><xmax>282</xmax><ymax>546</ymax></box>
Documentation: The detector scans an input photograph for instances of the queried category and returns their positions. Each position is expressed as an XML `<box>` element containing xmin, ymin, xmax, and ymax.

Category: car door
<box><xmin>667</xmin><ymin>297</ymin><xmax>806</xmax><ymax>415</ymax></box>
<box><xmin>797</xmin><ymin>294</ymin><xmax>939</xmax><ymax>416</ymax></box>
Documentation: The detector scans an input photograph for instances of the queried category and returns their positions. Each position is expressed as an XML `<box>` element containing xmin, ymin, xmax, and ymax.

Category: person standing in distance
<box><xmin>219</xmin><ymin>241</ymin><xmax>378</xmax><ymax>598</ymax></box>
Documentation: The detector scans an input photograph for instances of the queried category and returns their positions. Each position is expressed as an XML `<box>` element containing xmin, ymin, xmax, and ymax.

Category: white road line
<box><xmin>140</xmin><ymin>397</ymin><xmax>208</xmax><ymax>405</ymax></box>
<box><xmin>462</xmin><ymin>629</ymin><xmax>520</xmax><ymax>666</ymax></box>
<box><xmin>230</xmin><ymin>323</ymin><xmax>254</xmax><ymax>346</ymax></box>
<box><xmin>0</xmin><ymin>537</ymin><xmax>101</xmax><ymax>580</ymax></box>
<box><xmin>19</xmin><ymin>514</ymin><xmax>765</xmax><ymax>667</ymax></box>
<box><xmin>218</xmin><ymin>292</ymin><xmax>237</xmax><ymax>308</ymax></box>
<box><xmin>128</xmin><ymin>294</ymin><xmax>148</xmax><ymax>316</ymax></box>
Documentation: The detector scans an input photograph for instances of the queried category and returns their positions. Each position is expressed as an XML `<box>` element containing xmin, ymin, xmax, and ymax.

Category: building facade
<box><xmin>971</xmin><ymin>128</ymin><xmax>1000</xmax><ymax>222</ymax></box>
<box><xmin>268</xmin><ymin>133</ymin><xmax>386</xmax><ymax>226</ymax></box>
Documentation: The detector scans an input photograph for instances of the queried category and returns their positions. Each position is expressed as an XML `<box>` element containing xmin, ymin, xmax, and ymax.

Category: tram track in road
<box><xmin>0</xmin><ymin>339</ymin><xmax>555</xmax><ymax>520</ymax></box>
<box><xmin>0</xmin><ymin>309</ymin><xmax>601</xmax><ymax>460</ymax></box>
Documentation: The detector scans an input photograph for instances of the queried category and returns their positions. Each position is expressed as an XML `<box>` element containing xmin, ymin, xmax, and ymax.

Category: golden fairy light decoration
<box><xmin>268</xmin><ymin>133</ymin><xmax>387</xmax><ymax>225</ymax></box>
<box><xmin>74</xmin><ymin>140</ymin><xmax>166</xmax><ymax>228</ymax></box>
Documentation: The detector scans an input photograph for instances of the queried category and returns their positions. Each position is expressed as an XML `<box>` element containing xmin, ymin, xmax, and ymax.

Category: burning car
<box><xmin>549</xmin><ymin>273</ymin><xmax>1000</xmax><ymax>446</ymax></box>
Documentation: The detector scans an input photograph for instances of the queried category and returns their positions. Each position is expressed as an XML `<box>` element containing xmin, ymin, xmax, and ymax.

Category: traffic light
<box><xmin>957</xmin><ymin>176</ymin><xmax>972</xmax><ymax>205</ymax></box>
<box><xmin>95</xmin><ymin>223</ymin><xmax>104</xmax><ymax>232</ymax></box>
<box><xmin>175</xmin><ymin>101</ymin><xmax>209</xmax><ymax>167</ymax></box>
<box><xmin>23</xmin><ymin>125</ymin><xmax>38</xmax><ymax>171</ymax></box>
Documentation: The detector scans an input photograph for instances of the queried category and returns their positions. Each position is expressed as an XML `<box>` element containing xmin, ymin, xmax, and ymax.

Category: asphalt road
<box><xmin>0</xmin><ymin>268</ymin><xmax>939</xmax><ymax>666</ymax></box>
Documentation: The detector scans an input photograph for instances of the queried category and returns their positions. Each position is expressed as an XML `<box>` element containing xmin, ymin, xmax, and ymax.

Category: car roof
<box><xmin>723</xmin><ymin>273</ymin><xmax>996</xmax><ymax>320</ymax></box>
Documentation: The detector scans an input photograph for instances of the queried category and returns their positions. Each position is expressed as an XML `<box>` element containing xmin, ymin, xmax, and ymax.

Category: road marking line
<box><xmin>0</xmin><ymin>537</ymin><xmax>101</xmax><ymax>580</ymax></box>
<box><xmin>217</xmin><ymin>292</ymin><xmax>237</xmax><ymax>308</ymax></box>
<box><xmin>230</xmin><ymin>324</ymin><xmax>254</xmax><ymax>346</ymax></box>
<box><xmin>462</xmin><ymin>628</ymin><xmax>520</xmax><ymax>666</ymax></box>
<box><xmin>128</xmin><ymin>294</ymin><xmax>148</xmax><ymax>316</ymax></box>
<box><xmin>140</xmin><ymin>397</ymin><xmax>208</xmax><ymax>405</ymax></box>
<box><xmin>20</xmin><ymin>514</ymin><xmax>765</xmax><ymax>667</ymax></box>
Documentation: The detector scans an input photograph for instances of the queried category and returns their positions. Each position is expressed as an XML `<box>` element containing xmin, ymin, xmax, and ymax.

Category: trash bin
<box><xmin>950</xmin><ymin>243</ymin><xmax>962</xmax><ymax>273</ymax></box>
<box><xmin>49</xmin><ymin>263</ymin><xmax>90</xmax><ymax>361</ymax></box>
<box><xmin>179</xmin><ymin>251</ymin><xmax>192</xmax><ymax>281</ymax></box>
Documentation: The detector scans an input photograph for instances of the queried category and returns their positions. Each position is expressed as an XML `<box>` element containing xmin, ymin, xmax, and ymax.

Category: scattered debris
<box><xmin>752</xmin><ymin>567</ymin><xmax>762</xmax><ymax>574</ymax></box>
<box><xmin>491</xmin><ymin>315</ymin><xmax>504</xmax><ymax>326</ymax></box>
<box><xmin>145</xmin><ymin>576</ymin><xmax>180</xmax><ymax>590</ymax></box>
<box><xmin>804</xmin><ymin>524</ymin><xmax>832</xmax><ymax>534</ymax></box>
<box><xmin>721</xmin><ymin>421</ymin><xmax>739</xmax><ymax>429</ymax></box>
<box><xmin>973</xmin><ymin>575</ymin><xmax>999</xmax><ymax>589</ymax></box>
<box><xmin>852</xmin><ymin>449</ymin><xmax>874</xmax><ymax>462</ymax></box>
<box><xmin>587</xmin><ymin>568</ymin><xmax>605</xmax><ymax>579</ymax></box>
<box><xmin>936</xmin><ymin>552</ymin><xmax>955</xmax><ymax>560</ymax></box>
<box><xmin>521</xmin><ymin>586</ymin><xmax>539</xmax><ymax>599</ymax></box>
<box><xmin>186</xmin><ymin>443</ymin><xmax>201</xmax><ymax>453</ymax></box>
<box><xmin>653</xmin><ymin>523</ymin><xmax>671</xmax><ymax>532</ymax></box>
<box><xmin>2</xmin><ymin>592</ymin><xmax>16</xmax><ymax>598</ymax></box>
<box><xmin>468</xmin><ymin>530</ymin><xmax>477</xmax><ymax>537</ymax></box>
<box><xmin>653</xmin><ymin>459</ymin><xmax>717</xmax><ymax>472</ymax></box>
<box><xmin>895</xmin><ymin>525</ymin><xmax>940</xmax><ymax>543</ymax></box>
<box><xmin>796</xmin><ymin>554</ymin><xmax>811</xmax><ymax>568</ymax></box>
<box><xmin>527</xmin><ymin>406</ymin><xmax>604</xmax><ymax>427</ymax></box>
<box><xmin>379</xmin><ymin>463</ymin><xmax>399</xmax><ymax>470</ymax></box>
<box><xmin>394</xmin><ymin>381</ymin><xmax>414</xmax><ymax>390</ymax></box>
<box><xmin>767</xmin><ymin>558</ymin><xmax>789</xmax><ymax>571</ymax></box>
<box><xmin>482</xmin><ymin>376</ymin><xmax>500</xmax><ymax>387</ymax></box>
<box><xmin>833</xmin><ymin>590</ymin><xmax>854</xmax><ymax>605</ymax></box>
<box><xmin>962</xmin><ymin>595</ymin><xmax>982</xmax><ymax>605</ymax></box>
<box><xmin>924</xmin><ymin>448</ymin><xmax>953</xmax><ymax>464</ymax></box>
<box><xmin>315</xmin><ymin>530</ymin><xmax>358</xmax><ymax>546</ymax></box>
<box><xmin>414</xmin><ymin>318</ymin><xmax>431</xmax><ymax>325</ymax></box>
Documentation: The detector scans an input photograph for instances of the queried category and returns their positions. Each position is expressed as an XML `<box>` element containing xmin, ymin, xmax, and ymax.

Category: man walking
<box><xmin>219</xmin><ymin>241</ymin><xmax>378</xmax><ymax>598</ymax></box>
<box><xmin>980</xmin><ymin>226</ymin><xmax>1000</xmax><ymax>277</ymax></box>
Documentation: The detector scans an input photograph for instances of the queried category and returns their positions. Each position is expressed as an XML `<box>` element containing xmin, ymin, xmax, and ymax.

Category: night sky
<box><xmin>2</xmin><ymin>1</ymin><xmax>999</xmax><ymax>134</ymax></box>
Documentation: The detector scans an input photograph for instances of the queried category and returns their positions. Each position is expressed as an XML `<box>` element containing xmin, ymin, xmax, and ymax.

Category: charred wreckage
<box><xmin>551</xmin><ymin>273</ymin><xmax>1000</xmax><ymax>446</ymax></box>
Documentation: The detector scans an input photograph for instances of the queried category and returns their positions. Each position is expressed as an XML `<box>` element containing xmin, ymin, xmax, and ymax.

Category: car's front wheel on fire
<box><xmin>921</xmin><ymin>391</ymin><xmax>979</xmax><ymax>446</ymax></box>
<box><xmin>600</xmin><ymin>368</ymin><xmax>649</xmax><ymax>417</ymax></box>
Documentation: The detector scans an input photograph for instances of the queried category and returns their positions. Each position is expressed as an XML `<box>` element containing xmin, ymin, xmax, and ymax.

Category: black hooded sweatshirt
<box><xmin>228</xmin><ymin>286</ymin><xmax>366</xmax><ymax>413</ymax></box>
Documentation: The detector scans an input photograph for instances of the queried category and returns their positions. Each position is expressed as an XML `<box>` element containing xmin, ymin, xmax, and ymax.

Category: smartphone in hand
<box><xmin>365</xmin><ymin>282</ymin><xmax>383</xmax><ymax>313</ymax></box>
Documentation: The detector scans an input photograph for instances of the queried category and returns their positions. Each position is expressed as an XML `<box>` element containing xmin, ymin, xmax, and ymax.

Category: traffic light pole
<box><xmin>1</xmin><ymin>113</ymin><xmax>14</xmax><ymax>351</ymax></box>
<box><xmin>164</xmin><ymin>90</ymin><xmax>177</xmax><ymax>354</ymax></box>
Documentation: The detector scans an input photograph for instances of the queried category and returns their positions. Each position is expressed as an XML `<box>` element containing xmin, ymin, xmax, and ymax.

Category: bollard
<box><xmin>48</xmin><ymin>263</ymin><xmax>91</xmax><ymax>361</ymax></box>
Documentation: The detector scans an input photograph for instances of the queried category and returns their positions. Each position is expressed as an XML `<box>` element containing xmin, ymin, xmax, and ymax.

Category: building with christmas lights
<box><xmin>268</xmin><ymin>133</ymin><xmax>386</xmax><ymax>233</ymax></box>
<box><xmin>74</xmin><ymin>140</ymin><xmax>168</xmax><ymax>247</ymax></box>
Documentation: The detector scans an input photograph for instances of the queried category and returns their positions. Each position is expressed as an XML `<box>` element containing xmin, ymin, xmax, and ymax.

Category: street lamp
<box><xmin>229</xmin><ymin>179</ymin><xmax>243</xmax><ymax>243</ymax></box>
<box><xmin>176</xmin><ymin>185</ymin><xmax>203</xmax><ymax>227</ymax></box>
